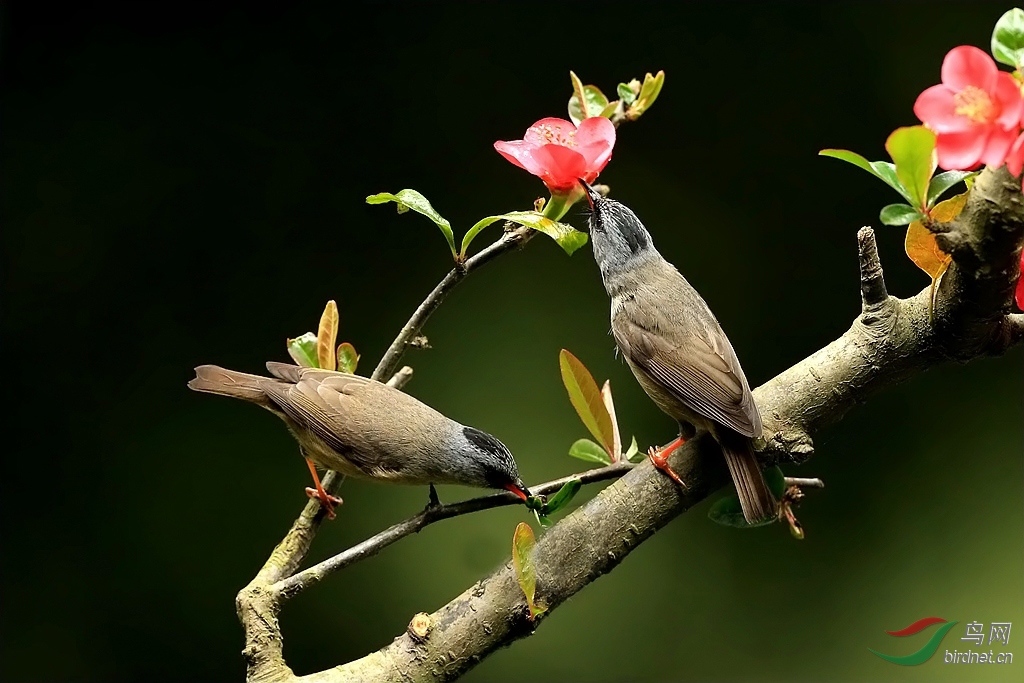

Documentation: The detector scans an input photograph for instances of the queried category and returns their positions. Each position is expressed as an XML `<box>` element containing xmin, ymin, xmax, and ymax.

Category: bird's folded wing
<box><xmin>260</xmin><ymin>375</ymin><xmax>384</xmax><ymax>471</ymax></box>
<box><xmin>612</xmin><ymin>307</ymin><xmax>761</xmax><ymax>437</ymax></box>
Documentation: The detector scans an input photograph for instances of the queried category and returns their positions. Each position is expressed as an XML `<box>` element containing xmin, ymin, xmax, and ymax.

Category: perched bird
<box><xmin>581</xmin><ymin>181</ymin><xmax>777</xmax><ymax>523</ymax></box>
<box><xmin>188</xmin><ymin>362</ymin><xmax>530</xmax><ymax>517</ymax></box>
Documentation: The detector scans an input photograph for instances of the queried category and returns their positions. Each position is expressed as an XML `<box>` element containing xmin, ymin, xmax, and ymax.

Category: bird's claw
<box><xmin>305</xmin><ymin>486</ymin><xmax>344</xmax><ymax>519</ymax></box>
<box><xmin>648</xmin><ymin>443</ymin><xmax>688</xmax><ymax>489</ymax></box>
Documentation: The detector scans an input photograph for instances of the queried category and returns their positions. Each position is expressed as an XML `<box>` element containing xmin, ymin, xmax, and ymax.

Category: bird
<box><xmin>188</xmin><ymin>362</ymin><xmax>530</xmax><ymax>517</ymax></box>
<box><xmin>580</xmin><ymin>180</ymin><xmax>777</xmax><ymax>524</ymax></box>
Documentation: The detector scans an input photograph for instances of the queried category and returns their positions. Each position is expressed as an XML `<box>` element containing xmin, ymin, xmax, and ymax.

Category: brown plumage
<box><xmin>583</xmin><ymin>182</ymin><xmax>777</xmax><ymax>523</ymax></box>
<box><xmin>189</xmin><ymin>362</ymin><xmax>529</xmax><ymax>516</ymax></box>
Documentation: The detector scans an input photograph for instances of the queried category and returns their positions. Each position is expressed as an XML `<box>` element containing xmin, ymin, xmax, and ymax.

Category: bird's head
<box><xmin>460</xmin><ymin>427</ymin><xmax>530</xmax><ymax>501</ymax></box>
<box><xmin>579</xmin><ymin>179</ymin><xmax>657</xmax><ymax>284</ymax></box>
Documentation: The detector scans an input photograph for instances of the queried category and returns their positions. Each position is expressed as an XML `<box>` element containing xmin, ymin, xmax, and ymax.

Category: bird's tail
<box><xmin>188</xmin><ymin>365</ymin><xmax>273</xmax><ymax>407</ymax></box>
<box><xmin>716</xmin><ymin>427</ymin><xmax>777</xmax><ymax>524</ymax></box>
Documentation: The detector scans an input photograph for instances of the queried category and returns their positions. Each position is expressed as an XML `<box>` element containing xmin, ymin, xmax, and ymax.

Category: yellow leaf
<box><xmin>336</xmin><ymin>342</ymin><xmax>359</xmax><ymax>374</ymax></box>
<box><xmin>906</xmin><ymin>191</ymin><xmax>968</xmax><ymax>320</ymax></box>
<box><xmin>317</xmin><ymin>300</ymin><xmax>339</xmax><ymax>371</ymax></box>
<box><xmin>512</xmin><ymin>522</ymin><xmax>545</xmax><ymax>620</ymax></box>
<box><xmin>600</xmin><ymin>380</ymin><xmax>621</xmax><ymax>462</ymax></box>
<box><xmin>559</xmin><ymin>350</ymin><xmax>616</xmax><ymax>460</ymax></box>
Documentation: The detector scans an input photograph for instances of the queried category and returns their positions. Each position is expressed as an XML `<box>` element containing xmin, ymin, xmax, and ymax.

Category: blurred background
<box><xmin>3</xmin><ymin>2</ymin><xmax>1022</xmax><ymax>681</ymax></box>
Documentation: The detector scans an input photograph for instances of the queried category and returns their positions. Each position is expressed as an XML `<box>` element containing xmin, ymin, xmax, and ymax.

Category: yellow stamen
<box><xmin>954</xmin><ymin>86</ymin><xmax>996</xmax><ymax>124</ymax></box>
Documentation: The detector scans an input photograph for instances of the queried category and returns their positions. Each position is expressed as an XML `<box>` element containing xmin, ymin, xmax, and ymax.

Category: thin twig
<box><xmin>783</xmin><ymin>477</ymin><xmax>825</xmax><ymax>488</ymax></box>
<box><xmin>371</xmin><ymin>225</ymin><xmax>534</xmax><ymax>383</ymax></box>
<box><xmin>274</xmin><ymin>461</ymin><xmax>633</xmax><ymax>598</ymax></box>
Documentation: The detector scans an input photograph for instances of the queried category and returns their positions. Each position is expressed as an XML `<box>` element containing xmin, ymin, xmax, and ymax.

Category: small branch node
<box><xmin>407</xmin><ymin>612</ymin><xmax>433</xmax><ymax>642</ymax></box>
<box><xmin>386</xmin><ymin>366</ymin><xmax>414</xmax><ymax>389</ymax></box>
<box><xmin>857</xmin><ymin>226</ymin><xmax>888</xmax><ymax>309</ymax></box>
<box><xmin>783</xmin><ymin>477</ymin><xmax>825</xmax><ymax>489</ymax></box>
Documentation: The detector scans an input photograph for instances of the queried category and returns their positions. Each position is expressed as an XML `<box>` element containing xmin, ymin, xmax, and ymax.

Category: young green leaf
<box><xmin>819</xmin><ymin>150</ymin><xmax>914</xmax><ymax>203</ymax></box>
<box><xmin>568</xmin><ymin>71</ymin><xmax>590</xmax><ymax>125</ymax></box>
<box><xmin>460</xmin><ymin>211</ymin><xmax>587</xmax><ymax>258</ymax></box>
<box><xmin>628</xmin><ymin>70</ymin><xmax>665</xmax><ymax>119</ymax></box>
<box><xmin>559</xmin><ymin>350</ymin><xmax>616</xmax><ymax>457</ymax></box>
<box><xmin>512</xmin><ymin>522</ymin><xmax>545</xmax><ymax>620</ymax></box>
<box><xmin>600</xmin><ymin>380</ymin><xmax>622</xmax><ymax>462</ymax></box>
<box><xmin>287</xmin><ymin>332</ymin><xmax>319</xmax><ymax>368</ymax></box>
<box><xmin>366</xmin><ymin>190</ymin><xmax>457</xmax><ymax>259</ymax></box>
<box><xmin>569</xmin><ymin>83</ymin><xmax>610</xmax><ymax>124</ymax></box>
<box><xmin>707</xmin><ymin>494</ymin><xmax>778</xmax><ymax>528</ymax></box>
<box><xmin>316</xmin><ymin>300</ymin><xmax>339</xmax><ymax>371</ymax></box>
<box><xmin>926</xmin><ymin>170</ymin><xmax>976</xmax><ymax>207</ymax></box>
<box><xmin>880</xmin><ymin>203</ymin><xmax>924</xmax><ymax>226</ymax></box>
<box><xmin>617</xmin><ymin>82</ymin><xmax>638</xmax><ymax>105</ymax></box>
<box><xmin>336</xmin><ymin>342</ymin><xmax>359</xmax><ymax>374</ymax></box>
<box><xmin>543</xmin><ymin>479</ymin><xmax>582</xmax><ymax>516</ymax></box>
<box><xmin>993</xmin><ymin>8</ymin><xmax>1024</xmax><ymax>68</ymax></box>
<box><xmin>885</xmin><ymin>126</ymin><xmax>937</xmax><ymax>210</ymax></box>
<box><xmin>624</xmin><ymin>436</ymin><xmax>643</xmax><ymax>463</ymax></box>
<box><xmin>568</xmin><ymin>438</ymin><xmax>613</xmax><ymax>465</ymax></box>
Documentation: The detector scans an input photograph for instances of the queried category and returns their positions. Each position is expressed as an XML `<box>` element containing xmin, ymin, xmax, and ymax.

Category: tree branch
<box><xmin>274</xmin><ymin>462</ymin><xmax>633</xmax><ymax>599</ymax></box>
<box><xmin>314</xmin><ymin>166</ymin><xmax>1024</xmax><ymax>683</ymax></box>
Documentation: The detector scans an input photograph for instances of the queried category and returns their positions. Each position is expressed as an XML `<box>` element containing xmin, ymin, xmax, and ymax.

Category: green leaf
<box><xmin>336</xmin><ymin>342</ymin><xmax>359</xmax><ymax>374</ymax></box>
<box><xmin>568</xmin><ymin>71</ymin><xmax>589</xmax><ymax>125</ymax></box>
<box><xmin>926</xmin><ymin>170</ymin><xmax>976</xmax><ymax>207</ymax></box>
<box><xmin>366</xmin><ymin>190</ymin><xmax>456</xmax><ymax>259</ymax></box>
<box><xmin>625</xmin><ymin>436</ymin><xmax>644</xmax><ymax>463</ymax></box>
<box><xmin>598</xmin><ymin>100</ymin><xmax>619</xmax><ymax>119</ymax></box>
<box><xmin>317</xmin><ymin>300</ymin><xmax>339</xmax><ymax>371</ymax></box>
<box><xmin>286</xmin><ymin>332</ymin><xmax>319</xmax><ymax>368</ymax></box>
<box><xmin>617</xmin><ymin>82</ymin><xmax>637</xmax><ymax>105</ymax></box>
<box><xmin>819</xmin><ymin>150</ymin><xmax>914</xmax><ymax>203</ymax></box>
<box><xmin>993</xmin><ymin>8</ymin><xmax>1024</xmax><ymax>68</ymax></box>
<box><xmin>512</xmin><ymin>522</ymin><xmax>546</xmax><ymax>620</ymax></box>
<box><xmin>880</xmin><ymin>203</ymin><xmax>925</xmax><ymax>226</ymax></box>
<box><xmin>542</xmin><ymin>479</ymin><xmax>582</xmax><ymax>516</ymax></box>
<box><xmin>764</xmin><ymin>466</ymin><xmax>786</xmax><ymax>499</ymax></box>
<box><xmin>569</xmin><ymin>82</ymin><xmax>610</xmax><ymax>125</ymax></box>
<box><xmin>461</xmin><ymin>211</ymin><xmax>587</xmax><ymax>258</ymax></box>
<box><xmin>568</xmin><ymin>438</ymin><xmax>613</xmax><ymax>466</ymax></box>
<box><xmin>628</xmin><ymin>70</ymin><xmax>665</xmax><ymax>119</ymax></box>
<box><xmin>559</xmin><ymin>349</ymin><xmax>617</xmax><ymax>457</ymax></box>
<box><xmin>885</xmin><ymin>126</ymin><xmax>936</xmax><ymax>210</ymax></box>
<box><xmin>707</xmin><ymin>495</ymin><xmax>778</xmax><ymax>528</ymax></box>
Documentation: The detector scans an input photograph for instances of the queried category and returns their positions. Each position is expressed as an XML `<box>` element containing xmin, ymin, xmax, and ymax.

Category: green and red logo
<box><xmin>869</xmin><ymin>617</ymin><xmax>959</xmax><ymax>665</ymax></box>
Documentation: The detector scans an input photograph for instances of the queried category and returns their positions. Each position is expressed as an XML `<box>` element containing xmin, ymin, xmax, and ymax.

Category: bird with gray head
<box><xmin>188</xmin><ymin>362</ymin><xmax>530</xmax><ymax>517</ymax></box>
<box><xmin>580</xmin><ymin>180</ymin><xmax>777</xmax><ymax>524</ymax></box>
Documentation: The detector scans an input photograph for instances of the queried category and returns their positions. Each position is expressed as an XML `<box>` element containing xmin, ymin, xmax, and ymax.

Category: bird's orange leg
<box><xmin>648</xmin><ymin>436</ymin><xmax>688</xmax><ymax>488</ymax></box>
<box><xmin>304</xmin><ymin>458</ymin><xmax>343</xmax><ymax>519</ymax></box>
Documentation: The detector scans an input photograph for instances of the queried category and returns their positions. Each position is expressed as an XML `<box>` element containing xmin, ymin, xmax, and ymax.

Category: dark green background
<box><xmin>3</xmin><ymin>2</ymin><xmax>1022</xmax><ymax>681</ymax></box>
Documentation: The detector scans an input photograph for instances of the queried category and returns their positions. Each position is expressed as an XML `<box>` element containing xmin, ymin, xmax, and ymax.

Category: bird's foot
<box><xmin>305</xmin><ymin>487</ymin><xmax>343</xmax><ymax>519</ymax></box>
<box><xmin>648</xmin><ymin>436</ymin><xmax>688</xmax><ymax>489</ymax></box>
<box><xmin>304</xmin><ymin>457</ymin><xmax>342</xmax><ymax>519</ymax></box>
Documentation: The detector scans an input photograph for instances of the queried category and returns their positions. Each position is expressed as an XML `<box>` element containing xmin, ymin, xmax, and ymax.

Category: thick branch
<box><xmin>318</xmin><ymin>166</ymin><xmax>1024</xmax><ymax>683</ymax></box>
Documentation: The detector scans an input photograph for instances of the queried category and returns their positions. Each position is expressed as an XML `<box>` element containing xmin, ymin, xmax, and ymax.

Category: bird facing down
<box><xmin>581</xmin><ymin>181</ymin><xmax>777</xmax><ymax>524</ymax></box>
<box><xmin>188</xmin><ymin>362</ymin><xmax>530</xmax><ymax>517</ymax></box>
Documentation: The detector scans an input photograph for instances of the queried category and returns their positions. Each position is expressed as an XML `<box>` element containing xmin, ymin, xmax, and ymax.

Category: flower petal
<box><xmin>935</xmin><ymin>129</ymin><xmax>987</xmax><ymax>170</ymax></box>
<box><xmin>1006</xmin><ymin>132</ymin><xmax>1024</xmax><ymax>176</ymax></box>
<box><xmin>914</xmin><ymin>84</ymin><xmax>972</xmax><ymax>133</ymax></box>
<box><xmin>494</xmin><ymin>140</ymin><xmax>530</xmax><ymax>170</ymax></box>
<box><xmin>574</xmin><ymin>116</ymin><xmax>617</xmax><ymax>171</ymax></box>
<box><xmin>531</xmin><ymin>144</ymin><xmax>587</xmax><ymax>193</ymax></box>
<box><xmin>980</xmin><ymin>124</ymin><xmax>1017</xmax><ymax>167</ymax></box>
<box><xmin>992</xmin><ymin>72</ymin><xmax>1024</xmax><ymax>129</ymax></box>
<box><xmin>523</xmin><ymin>118</ymin><xmax>578</xmax><ymax>148</ymax></box>
<box><xmin>941</xmin><ymin>45</ymin><xmax>997</xmax><ymax>91</ymax></box>
<box><xmin>1016</xmin><ymin>251</ymin><xmax>1024</xmax><ymax>311</ymax></box>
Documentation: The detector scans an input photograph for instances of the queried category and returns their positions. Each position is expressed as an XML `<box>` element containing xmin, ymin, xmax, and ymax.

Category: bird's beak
<box><xmin>504</xmin><ymin>480</ymin><xmax>531</xmax><ymax>501</ymax></box>
<box><xmin>578</xmin><ymin>178</ymin><xmax>601</xmax><ymax>210</ymax></box>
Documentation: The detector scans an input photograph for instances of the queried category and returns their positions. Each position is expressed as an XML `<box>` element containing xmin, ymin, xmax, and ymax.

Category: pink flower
<box><xmin>914</xmin><ymin>45</ymin><xmax>1022</xmax><ymax>170</ymax></box>
<box><xmin>1016</xmin><ymin>250</ymin><xmax>1024</xmax><ymax>311</ymax></box>
<box><xmin>494</xmin><ymin>117</ymin><xmax>616</xmax><ymax>194</ymax></box>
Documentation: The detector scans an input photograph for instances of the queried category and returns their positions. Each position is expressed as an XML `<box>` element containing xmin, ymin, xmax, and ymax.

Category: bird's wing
<box><xmin>259</xmin><ymin>372</ymin><xmax>387</xmax><ymax>472</ymax></box>
<box><xmin>612</xmin><ymin>285</ymin><xmax>761</xmax><ymax>437</ymax></box>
